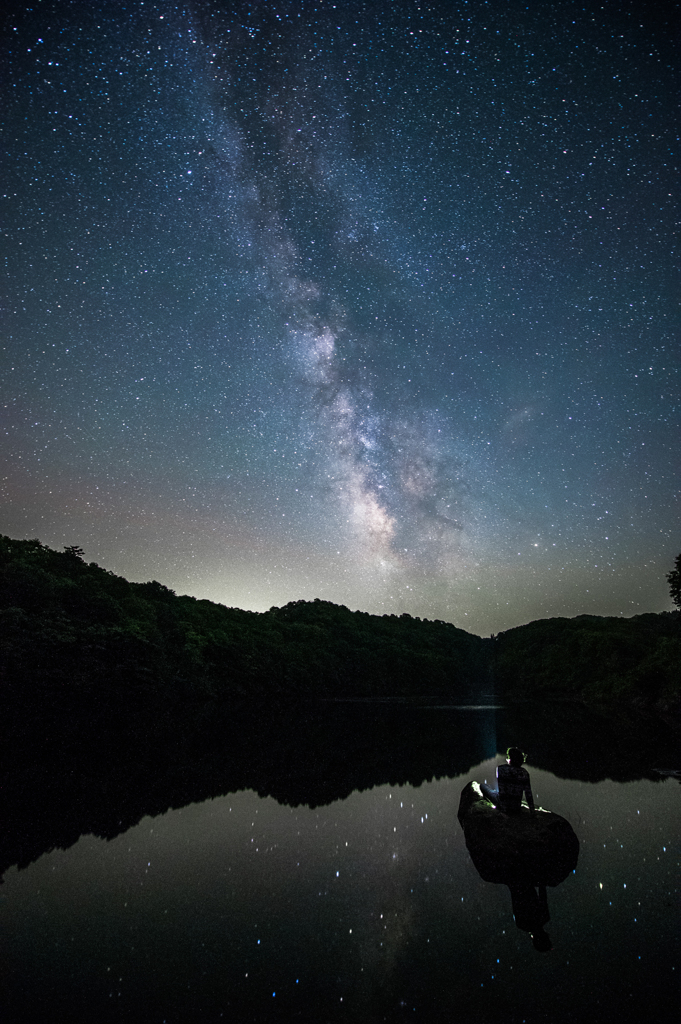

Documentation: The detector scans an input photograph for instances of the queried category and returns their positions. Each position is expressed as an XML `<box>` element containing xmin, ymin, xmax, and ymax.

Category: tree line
<box><xmin>0</xmin><ymin>534</ymin><xmax>487</xmax><ymax>704</ymax></box>
<box><xmin>1</xmin><ymin>535</ymin><xmax>678</xmax><ymax>717</ymax></box>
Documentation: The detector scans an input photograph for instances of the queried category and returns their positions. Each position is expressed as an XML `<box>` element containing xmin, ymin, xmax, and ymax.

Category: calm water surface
<box><xmin>3</xmin><ymin>705</ymin><xmax>679</xmax><ymax>1023</ymax></box>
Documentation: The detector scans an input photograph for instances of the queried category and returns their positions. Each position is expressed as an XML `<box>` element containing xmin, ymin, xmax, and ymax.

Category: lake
<box><xmin>2</xmin><ymin>700</ymin><xmax>679</xmax><ymax>1022</ymax></box>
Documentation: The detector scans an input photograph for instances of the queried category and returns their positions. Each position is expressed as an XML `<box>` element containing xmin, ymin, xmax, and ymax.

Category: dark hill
<box><xmin>1</xmin><ymin>534</ymin><xmax>678</xmax><ymax>717</ymax></box>
<box><xmin>0</xmin><ymin>535</ymin><xmax>488</xmax><ymax>706</ymax></box>
<box><xmin>493</xmin><ymin>612</ymin><xmax>680</xmax><ymax>717</ymax></box>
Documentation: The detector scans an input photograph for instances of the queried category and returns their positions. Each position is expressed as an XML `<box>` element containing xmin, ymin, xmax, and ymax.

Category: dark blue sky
<box><xmin>3</xmin><ymin>0</ymin><xmax>678</xmax><ymax>634</ymax></box>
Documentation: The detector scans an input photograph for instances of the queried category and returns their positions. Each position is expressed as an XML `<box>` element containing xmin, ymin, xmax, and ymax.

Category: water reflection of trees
<box><xmin>1</xmin><ymin>698</ymin><xmax>677</xmax><ymax>883</ymax></box>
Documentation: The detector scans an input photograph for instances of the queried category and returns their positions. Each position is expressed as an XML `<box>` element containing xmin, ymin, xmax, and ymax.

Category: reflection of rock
<box><xmin>458</xmin><ymin>780</ymin><xmax>579</xmax><ymax>887</ymax></box>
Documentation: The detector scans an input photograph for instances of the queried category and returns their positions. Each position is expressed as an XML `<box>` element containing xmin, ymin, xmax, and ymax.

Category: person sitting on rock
<box><xmin>481</xmin><ymin>746</ymin><xmax>535</xmax><ymax>815</ymax></box>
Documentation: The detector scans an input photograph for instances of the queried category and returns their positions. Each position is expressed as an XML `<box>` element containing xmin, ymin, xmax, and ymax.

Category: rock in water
<box><xmin>458</xmin><ymin>780</ymin><xmax>579</xmax><ymax>887</ymax></box>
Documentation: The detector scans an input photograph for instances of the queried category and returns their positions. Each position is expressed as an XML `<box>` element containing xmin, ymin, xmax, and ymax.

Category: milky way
<box><xmin>2</xmin><ymin>0</ymin><xmax>678</xmax><ymax>634</ymax></box>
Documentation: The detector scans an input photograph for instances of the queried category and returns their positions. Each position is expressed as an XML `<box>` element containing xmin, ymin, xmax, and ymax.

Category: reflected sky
<box><xmin>3</xmin><ymin>758</ymin><xmax>678</xmax><ymax>1023</ymax></box>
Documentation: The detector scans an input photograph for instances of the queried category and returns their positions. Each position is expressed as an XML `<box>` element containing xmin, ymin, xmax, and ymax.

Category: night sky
<box><xmin>3</xmin><ymin>0</ymin><xmax>679</xmax><ymax>635</ymax></box>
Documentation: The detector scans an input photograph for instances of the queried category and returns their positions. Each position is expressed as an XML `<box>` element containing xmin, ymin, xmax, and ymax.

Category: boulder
<box><xmin>457</xmin><ymin>780</ymin><xmax>579</xmax><ymax>887</ymax></box>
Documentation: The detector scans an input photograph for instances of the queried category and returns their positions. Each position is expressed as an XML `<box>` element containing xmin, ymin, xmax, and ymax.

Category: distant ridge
<box><xmin>493</xmin><ymin>611</ymin><xmax>680</xmax><ymax>717</ymax></box>
<box><xmin>1</xmin><ymin>534</ymin><xmax>678</xmax><ymax>717</ymax></box>
<box><xmin>0</xmin><ymin>534</ymin><xmax>489</xmax><ymax>704</ymax></box>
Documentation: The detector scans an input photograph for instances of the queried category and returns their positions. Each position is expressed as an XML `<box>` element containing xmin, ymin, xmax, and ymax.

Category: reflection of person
<box><xmin>481</xmin><ymin>747</ymin><xmax>535</xmax><ymax>815</ymax></box>
<box><xmin>508</xmin><ymin>883</ymin><xmax>552</xmax><ymax>951</ymax></box>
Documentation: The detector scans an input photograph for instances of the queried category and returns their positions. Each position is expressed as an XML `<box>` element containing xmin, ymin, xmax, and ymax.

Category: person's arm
<box><xmin>524</xmin><ymin>771</ymin><xmax>535</xmax><ymax>814</ymax></box>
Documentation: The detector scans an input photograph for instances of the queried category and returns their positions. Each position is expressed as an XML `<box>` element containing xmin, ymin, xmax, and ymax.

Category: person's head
<box><xmin>506</xmin><ymin>746</ymin><xmax>525</xmax><ymax>767</ymax></box>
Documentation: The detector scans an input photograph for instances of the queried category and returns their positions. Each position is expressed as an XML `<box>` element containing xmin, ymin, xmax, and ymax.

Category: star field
<box><xmin>2</xmin><ymin>0</ymin><xmax>678</xmax><ymax>635</ymax></box>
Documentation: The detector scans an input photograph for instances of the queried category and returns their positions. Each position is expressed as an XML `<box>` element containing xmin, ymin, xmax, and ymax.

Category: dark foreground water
<box><xmin>2</xmin><ymin>701</ymin><xmax>679</xmax><ymax>1023</ymax></box>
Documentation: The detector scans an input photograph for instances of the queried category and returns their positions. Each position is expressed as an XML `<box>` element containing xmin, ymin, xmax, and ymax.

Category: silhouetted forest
<box><xmin>494</xmin><ymin>612</ymin><xmax>680</xmax><ymax>715</ymax></box>
<box><xmin>0</xmin><ymin>534</ymin><xmax>489</xmax><ymax>704</ymax></box>
<box><xmin>1</xmin><ymin>534</ymin><xmax>679</xmax><ymax>715</ymax></box>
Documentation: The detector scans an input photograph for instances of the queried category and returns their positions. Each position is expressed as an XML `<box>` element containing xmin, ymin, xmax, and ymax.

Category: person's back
<box><xmin>497</xmin><ymin>761</ymin><xmax>533</xmax><ymax>814</ymax></box>
<box><xmin>480</xmin><ymin>746</ymin><xmax>535</xmax><ymax>814</ymax></box>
